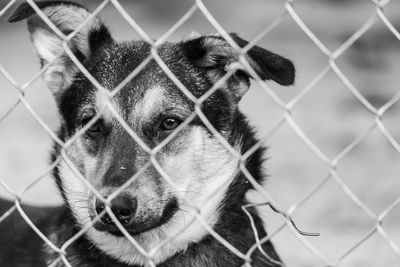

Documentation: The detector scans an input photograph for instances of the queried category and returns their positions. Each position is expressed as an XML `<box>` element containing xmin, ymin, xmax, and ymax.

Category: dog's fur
<box><xmin>0</xmin><ymin>1</ymin><xmax>295</xmax><ymax>266</ymax></box>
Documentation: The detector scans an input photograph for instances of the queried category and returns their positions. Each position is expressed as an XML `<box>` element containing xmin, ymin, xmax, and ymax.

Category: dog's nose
<box><xmin>95</xmin><ymin>196</ymin><xmax>137</xmax><ymax>226</ymax></box>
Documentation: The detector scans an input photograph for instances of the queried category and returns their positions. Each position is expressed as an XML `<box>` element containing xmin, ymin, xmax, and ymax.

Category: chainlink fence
<box><xmin>0</xmin><ymin>0</ymin><xmax>400</xmax><ymax>266</ymax></box>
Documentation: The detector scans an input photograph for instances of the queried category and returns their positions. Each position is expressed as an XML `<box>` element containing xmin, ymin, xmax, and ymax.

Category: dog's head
<box><xmin>9</xmin><ymin>1</ymin><xmax>294</xmax><ymax>264</ymax></box>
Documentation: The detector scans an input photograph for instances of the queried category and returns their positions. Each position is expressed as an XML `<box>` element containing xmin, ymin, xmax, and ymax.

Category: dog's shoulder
<box><xmin>0</xmin><ymin>198</ymin><xmax>66</xmax><ymax>266</ymax></box>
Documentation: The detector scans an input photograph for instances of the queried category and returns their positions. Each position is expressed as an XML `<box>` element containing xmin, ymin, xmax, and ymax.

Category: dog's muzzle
<box><xmin>92</xmin><ymin>195</ymin><xmax>179</xmax><ymax>236</ymax></box>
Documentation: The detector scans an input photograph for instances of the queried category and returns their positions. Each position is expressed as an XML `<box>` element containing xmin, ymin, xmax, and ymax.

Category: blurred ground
<box><xmin>1</xmin><ymin>0</ymin><xmax>400</xmax><ymax>266</ymax></box>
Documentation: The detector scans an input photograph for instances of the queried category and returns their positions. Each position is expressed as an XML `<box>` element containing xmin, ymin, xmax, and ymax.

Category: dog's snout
<box><xmin>95</xmin><ymin>196</ymin><xmax>137</xmax><ymax>225</ymax></box>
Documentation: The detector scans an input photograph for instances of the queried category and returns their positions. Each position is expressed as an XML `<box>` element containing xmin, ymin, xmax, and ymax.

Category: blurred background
<box><xmin>1</xmin><ymin>0</ymin><xmax>400</xmax><ymax>266</ymax></box>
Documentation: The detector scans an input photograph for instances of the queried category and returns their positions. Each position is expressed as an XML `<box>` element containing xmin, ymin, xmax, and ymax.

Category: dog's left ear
<box><xmin>181</xmin><ymin>33</ymin><xmax>295</xmax><ymax>101</ymax></box>
<box><xmin>8</xmin><ymin>1</ymin><xmax>113</xmax><ymax>97</ymax></box>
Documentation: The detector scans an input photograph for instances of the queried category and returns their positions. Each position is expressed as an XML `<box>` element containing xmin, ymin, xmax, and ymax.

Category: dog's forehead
<box><xmin>87</xmin><ymin>41</ymin><xmax>197</xmax><ymax>121</ymax></box>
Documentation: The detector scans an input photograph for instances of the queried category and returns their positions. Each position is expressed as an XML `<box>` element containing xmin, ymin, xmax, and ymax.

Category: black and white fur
<box><xmin>0</xmin><ymin>1</ymin><xmax>295</xmax><ymax>266</ymax></box>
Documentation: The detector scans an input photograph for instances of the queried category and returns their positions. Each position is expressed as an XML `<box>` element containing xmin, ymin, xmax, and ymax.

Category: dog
<box><xmin>0</xmin><ymin>1</ymin><xmax>295</xmax><ymax>266</ymax></box>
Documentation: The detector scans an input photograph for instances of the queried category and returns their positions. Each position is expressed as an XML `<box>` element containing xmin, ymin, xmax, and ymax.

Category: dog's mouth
<box><xmin>91</xmin><ymin>198</ymin><xmax>179</xmax><ymax>237</ymax></box>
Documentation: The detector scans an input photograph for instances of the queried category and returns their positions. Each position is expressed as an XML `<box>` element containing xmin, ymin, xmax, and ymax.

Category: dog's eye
<box><xmin>81</xmin><ymin>116</ymin><xmax>102</xmax><ymax>137</ymax></box>
<box><xmin>159</xmin><ymin>118</ymin><xmax>181</xmax><ymax>131</ymax></box>
<box><xmin>86</xmin><ymin>122</ymin><xmax>101</xmax><ymax>135</ymax></box>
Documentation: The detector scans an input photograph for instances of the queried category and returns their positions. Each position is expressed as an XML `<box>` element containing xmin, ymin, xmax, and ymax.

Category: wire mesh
<box><xmin>0</xmin><ymin>0</ymin><xmax>400</xmax><ymax>266</ymax></box>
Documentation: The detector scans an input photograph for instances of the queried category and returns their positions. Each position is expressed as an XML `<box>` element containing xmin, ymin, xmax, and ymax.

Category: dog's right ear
<box><xmin>8</xmin><ymin>1</ymin><xmax>113</xmax><ymax>97</ymax></box>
